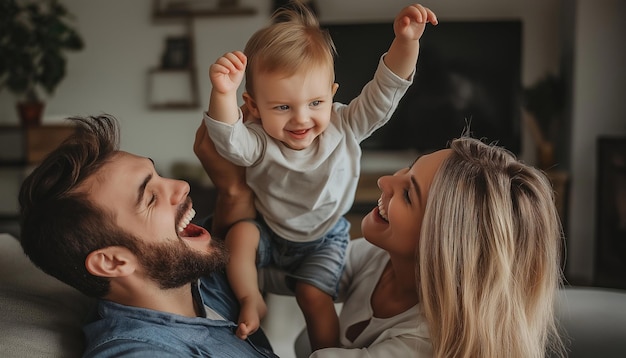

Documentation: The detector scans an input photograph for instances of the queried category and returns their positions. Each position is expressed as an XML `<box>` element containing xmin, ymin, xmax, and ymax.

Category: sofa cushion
<box><xmin>554</xmin><ymin>286</ymin><xmax>626</xmax><ymax>357</ymax></box>
<box><xmin>0</xmin><ymin>234</ymin><xmax>95</xmax><ymax>358</ymax></box>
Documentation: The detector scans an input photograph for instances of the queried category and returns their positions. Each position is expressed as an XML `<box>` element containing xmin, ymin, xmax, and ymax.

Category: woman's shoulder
<box><xmin>344</xmin><ymin>238</ymin><xmax>388</xmax><ymax>277</ymax></box>
<box><xmin>348</xmin><ymin>238</ymin><xmax>386</xmax><ymax>260</ymax></box>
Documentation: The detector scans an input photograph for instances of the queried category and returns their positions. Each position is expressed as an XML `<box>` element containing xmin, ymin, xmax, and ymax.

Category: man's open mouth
<box><xmin>177</xmin><ymin>207</ymin><xmax>196</xmax><ymax>235</ymax></box>
<box><xmin>180</xmin><ymin>222</ymin><xmax>205</xmax><ymax>238</ymax></box>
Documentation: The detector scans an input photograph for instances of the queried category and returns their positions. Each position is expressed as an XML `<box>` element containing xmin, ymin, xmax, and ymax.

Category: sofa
<box><xmin>0</xmin><ymin>233</ymin><xmax>94</xmax><ymax>357</ymax></box>
<box><xmin>2</xmin><ymin>232</ymin><xmax>626</xmax><ymax>358</ymax></box>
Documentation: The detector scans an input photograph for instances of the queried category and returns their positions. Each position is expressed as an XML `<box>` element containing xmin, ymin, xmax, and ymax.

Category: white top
<box><xmin>204</xmin><ymin>56</ymin><xmax>412</xmax><ymax>242</ymax></box>
<box><xmin>311</xmin><ymin>238</ymin><xmax>432</xmax><ymax>358</ymax></box>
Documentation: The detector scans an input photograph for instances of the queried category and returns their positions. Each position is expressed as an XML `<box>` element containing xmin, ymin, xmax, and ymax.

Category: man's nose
<box><xmin>168</xmin><ymin>179</ymin><xmax>190</xmax><ymax>205</ymax></box>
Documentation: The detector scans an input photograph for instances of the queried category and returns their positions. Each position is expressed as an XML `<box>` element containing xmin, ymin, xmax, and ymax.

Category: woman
<box><xmin>194</xmin><ymin>124</ymin><xmax>565</xmax><ymax>357</ymax></box>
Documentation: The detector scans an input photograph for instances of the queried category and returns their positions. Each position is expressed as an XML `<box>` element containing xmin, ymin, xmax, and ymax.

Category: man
<box><xmin>18</xmin><ymin>114</ymin><xmax>277</xmax><ymax>357</ymax></box>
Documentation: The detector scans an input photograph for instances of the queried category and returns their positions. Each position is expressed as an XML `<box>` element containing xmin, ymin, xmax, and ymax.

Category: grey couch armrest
<box><xmin>0</xmin><ymin>234</ymin><xmax>96</xmax><ymax>358</ymax></box>
<box><xmin>555</xmin><ymin>286</ymin><xmax>626</xmax><ymax>357</ymax></box>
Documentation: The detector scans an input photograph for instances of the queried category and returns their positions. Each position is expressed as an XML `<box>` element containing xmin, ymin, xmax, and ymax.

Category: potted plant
<box><xmin>0</xmin><ymin>0</ymin><xmax>84</xmax><ymax>126</ymax></box>
<box><xmin>523</xmin><ymin>73</ymin><xmax>565</xmax><ymax>170</ymax></box>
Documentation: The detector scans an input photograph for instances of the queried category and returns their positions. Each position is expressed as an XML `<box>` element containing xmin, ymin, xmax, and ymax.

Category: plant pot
<box><xmin>17</xmin><ymin>101</ymin><xmax>45</xmax><ymax>127</ymax></box>
<box><xmin>537</xmin><ymin>141</ymin><xmax>556</xmax><ymax>170</ymax></box>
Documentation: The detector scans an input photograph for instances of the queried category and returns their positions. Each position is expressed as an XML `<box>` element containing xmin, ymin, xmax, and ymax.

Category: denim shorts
<box><xmin>251</xmin><ymin>216</ymin><xmax>350</xmax><ymax>299</ymax></box>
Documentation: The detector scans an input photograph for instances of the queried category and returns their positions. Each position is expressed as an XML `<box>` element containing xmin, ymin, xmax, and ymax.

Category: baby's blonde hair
<box><xmin>244</xmin><ymin>1</ymin><xmax>336</xmax><ymax>97</ymax></box>
<box><xmin>419</xmin><ymin>137</ymin><xmax>565</xmax><ymax>358</ymax></box>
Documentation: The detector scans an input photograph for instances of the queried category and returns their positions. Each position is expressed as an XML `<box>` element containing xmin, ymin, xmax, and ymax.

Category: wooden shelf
<box><xmin>153</xmin><ymin>7</ymin><xmax>257</xmax><ymax>19</ymax></box>
<box><xmin>150</xmin><ymin>102</ymin><xmax>199</xmax><ymax>110</ymax></box>
<box><xmin>152</xmin><ymin>0</ymin><xmax>257</xmax><ymax>20</ymax></box>
<box><xmin>148</xmin><ymin>1</ymin><xmax>257</xmax><ymax>110</ymax></box>
<box><xmin>147</xmin><ymin>67</ymin><xmax>200</xmax><ymax>110</ymax></box>
<box><xmin>25</xmin><ymin>125</ymin><xmax>76</xmax><ymax>163</ymax></box>
<box><xmin>148</xmin><ymin>67</ymin><xmax>194</xmax><ymax>73</ymax></box>
<box><xmin>0</xmin><ymin>124</ymin><xmax>76</xmax><ymax>222</ymax></box>
<box><xmin>0</xmin><ymin>124</ymin><xmax>76</xmax><ymax>165</ymax></box>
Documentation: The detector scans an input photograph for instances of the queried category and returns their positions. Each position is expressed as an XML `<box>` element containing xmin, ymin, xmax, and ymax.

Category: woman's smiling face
<box><xmin>361</xmin><ymin>149</ymin><xmax>451</xmax><ymax>258</ymax></box>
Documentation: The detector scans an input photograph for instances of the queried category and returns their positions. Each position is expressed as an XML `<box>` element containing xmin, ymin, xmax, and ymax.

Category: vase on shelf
<box><xmin>17</xmin><ymin>101</ymin><xmax>44</xmax><ymax>127</ymax></box>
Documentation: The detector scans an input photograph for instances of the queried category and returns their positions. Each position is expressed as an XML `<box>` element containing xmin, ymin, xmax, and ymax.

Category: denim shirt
<box><xmin>82</xmin><ymin>273</ymin><xmax>278</xmax><ymax>358</ymax></box>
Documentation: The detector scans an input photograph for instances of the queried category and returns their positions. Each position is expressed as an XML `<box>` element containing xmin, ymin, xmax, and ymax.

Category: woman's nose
<box><xmin>377</xmin><ymin>175</ymin><xmax>392</xmax><ymax>192</ymax></box>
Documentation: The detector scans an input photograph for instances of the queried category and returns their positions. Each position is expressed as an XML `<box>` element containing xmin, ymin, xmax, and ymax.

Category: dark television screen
<box><xmin>324</xmin><ymin>20</ymin><xmax>523</xmax><ymax>154</ymax></box>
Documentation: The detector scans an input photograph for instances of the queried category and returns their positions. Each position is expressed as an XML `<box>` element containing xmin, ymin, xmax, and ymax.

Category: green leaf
<box><xmin>0</xmin><ymin>0</ymin><xmax>83</xmax><ymax>100</ymax></box>
<box><xmin>39</xmin><ymin>51</ymin><xmax>66</xmax><ymax>94</ymax></box>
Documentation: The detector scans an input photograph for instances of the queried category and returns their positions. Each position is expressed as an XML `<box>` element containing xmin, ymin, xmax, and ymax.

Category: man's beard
<box><xmin>134</xmin><ymin>237</ymin><xmax>227</xmax><ymax>289</ymax></box>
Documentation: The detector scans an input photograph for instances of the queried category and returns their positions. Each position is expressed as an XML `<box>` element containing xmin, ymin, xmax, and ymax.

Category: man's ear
<box><xmin>85</xmin><ymin>246</ymin><xmax>136</xmax><ymax>278</ymax></box>
<box><xmin>242</xmin><ymin>92</ymin><xmax>261</xmax><ymax>120</ymax></box>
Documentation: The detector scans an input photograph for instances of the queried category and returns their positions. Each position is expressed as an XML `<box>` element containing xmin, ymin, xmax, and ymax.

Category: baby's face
<box><xmin>250</xmin><ymin>66</ymin><xmax>338</xmax><ymax>150</ymax></box>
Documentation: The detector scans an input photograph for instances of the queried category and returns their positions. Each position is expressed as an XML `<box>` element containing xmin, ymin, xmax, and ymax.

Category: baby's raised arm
<box><xmin>208</xmin><ymin>51</ymin><xmax>247</xmax><ymax>125</ymax></box>
<box><xmin>384</xmin><ymin>4</ymin><xmax>438</xmax><ymax>80</ymax></box>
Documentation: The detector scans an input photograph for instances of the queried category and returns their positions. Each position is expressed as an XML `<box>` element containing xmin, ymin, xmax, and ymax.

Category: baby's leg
<box><xmin>226</xmin><ymin>221</ymin><xmax>267</xmax><ymax>340</ymax></box>
<box><xmin>295</xmin><ymin>281</ymin><xmax>339</xmax><ymax>350</ymax></box>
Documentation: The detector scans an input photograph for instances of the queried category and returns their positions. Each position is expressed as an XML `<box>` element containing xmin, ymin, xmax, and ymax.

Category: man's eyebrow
<box><xmin>136</xmin><ymin>173</ymin><xmax>153</xmax><ymax>209</ymax></box>
<box><xmin>411</xmin><ymin>176</ymin><xmax>422</xmax><ymax>204</ymax></box>
<box><xmin>135</xmin><ymin>158</ymin><xmax>157</xmax><ymax>208</ymax></box>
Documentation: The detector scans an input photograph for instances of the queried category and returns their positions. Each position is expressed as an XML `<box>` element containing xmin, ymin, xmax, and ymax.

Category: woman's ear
<box><xmin>242</xmin><ymin>92</ymin><xmax>261</xmax><ymax>120</ymax></box>
<box><xmin>85</xmin><ymin>246</ymin><xmax>136</xmax><ymax>278</ymax></box>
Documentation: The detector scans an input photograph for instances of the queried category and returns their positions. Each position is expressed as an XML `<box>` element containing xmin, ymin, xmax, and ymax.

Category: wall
<box><xmin>4</xmin><ymin>0</ymin><xmax>621</xmax><ymax>281</ymax></box>
<box><xmin>0</xmin><ymin>0</ymin><xmax>561</xmax><ymax>174</ymax></box>
<box><xmin>567</xmin><ymin>0</ymin><xmax>626</xmax><ymax>283</ymax></box>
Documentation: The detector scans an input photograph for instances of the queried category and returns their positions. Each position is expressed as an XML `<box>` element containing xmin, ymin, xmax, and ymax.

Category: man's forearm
<box><xmin>193</xmin><ymin>121</ymin><xmax>255</xmax><ymax>238</ymax></box>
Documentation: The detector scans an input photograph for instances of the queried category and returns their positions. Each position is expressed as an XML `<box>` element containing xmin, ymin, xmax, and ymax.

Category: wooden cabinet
<box><xmin>23</xmin><ymin>125</ymin><xmax>76</xmax><ymax>164</ymax></box>
<box><xmin>0</xmin><ymin>124</ymin><xmax>76</xmax><ymax>221</ymax></box>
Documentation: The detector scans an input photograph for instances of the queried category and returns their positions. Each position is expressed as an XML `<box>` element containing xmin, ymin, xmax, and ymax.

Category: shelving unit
<box><xmin>148</xmin><ymin>0</ymin><xmax>257</xmax><ymax>110</ymax></box>
<box><xmin>0</xmin><ymin>124</ymin><xmax>76</xmax><ymax>237</ymax></box>
<box><xmin>148</xmin><ymin>65</ymin><xmax>200</xmax><ymax>109</ymax></box>
<box><xmin>152</xmin><ymin>6</ymin><xmax>257</xmax><ymax>19</ymax></box>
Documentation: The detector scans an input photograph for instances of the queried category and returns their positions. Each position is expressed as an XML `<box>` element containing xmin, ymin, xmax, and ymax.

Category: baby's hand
<box><xmin>236</xmin><ymin>321</ymin><xmax>259</xmax><ymax>341</ymax></box>
<box><xmin>209</xmin><ymin>51</ymin><xmax>247</xmax><ymax>94</ymax></box>
<box><xmin>394</xmin><ymin>4</ymin><xmax>438</xmax><ymax>42</ymax></box>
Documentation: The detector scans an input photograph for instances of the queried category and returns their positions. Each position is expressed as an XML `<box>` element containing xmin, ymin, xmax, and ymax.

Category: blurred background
<box><xmin>1</xmin><ymin>2</ymin><xmax>625</xmax><ymax>343</ymax></box>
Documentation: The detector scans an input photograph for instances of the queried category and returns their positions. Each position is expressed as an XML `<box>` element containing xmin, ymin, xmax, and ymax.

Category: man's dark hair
<box><xmin>19</xmin><ymin>114</ymin><xmax>140</xmax><ymax>297</ymax></box>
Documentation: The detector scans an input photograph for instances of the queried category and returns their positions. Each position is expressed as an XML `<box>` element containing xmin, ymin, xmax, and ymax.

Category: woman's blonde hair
<box><xmin>419</xmin><ymin>137</ymin><xmax>565</xmax><ymax>358</ymax></box>
<box><xmin>243</xmin><ymin>1</ymin><xmax>336</xmax><ymax>96</ymax></box>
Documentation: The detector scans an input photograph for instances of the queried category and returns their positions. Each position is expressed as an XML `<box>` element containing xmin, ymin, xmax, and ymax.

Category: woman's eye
<box><xmin>148</xmin><ymin>194</ymin><xmax>157</xmax><ymax>207</ymax></box>
<box><xmin>403</xmin><ymin>189</ymin><xmax>411</xmax><ymax>204</ymax></box>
